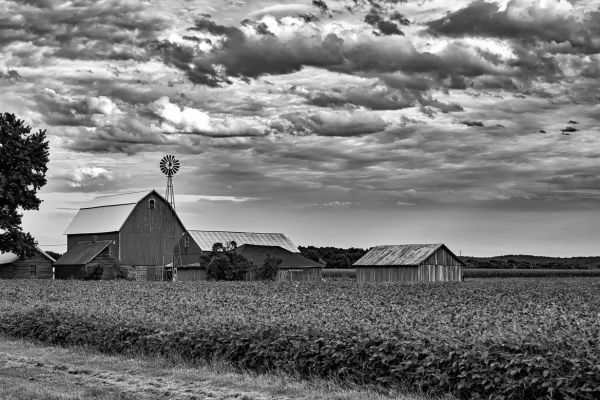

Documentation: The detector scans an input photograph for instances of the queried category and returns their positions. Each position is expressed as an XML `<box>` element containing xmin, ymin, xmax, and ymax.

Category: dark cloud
<box><xmin>277</xmin><ymin>110</ymin><xmax>387</xmax><ymax>136</ymax></box>
<box><xmin>427</xmin><ymin>1</ymin><xmax>600</xmax><ymax>54</ymax></box>
<box><xmin>460</xmin><ymin>120</ymin><xmax>484</xmax><ymax>127</ymax></box>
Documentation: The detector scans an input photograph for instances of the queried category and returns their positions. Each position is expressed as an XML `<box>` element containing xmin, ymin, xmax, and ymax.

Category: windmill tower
<box><xmin>159</xmin><ymin>155</ymin><xmax>181</xmax><ymax>281</ymax></box>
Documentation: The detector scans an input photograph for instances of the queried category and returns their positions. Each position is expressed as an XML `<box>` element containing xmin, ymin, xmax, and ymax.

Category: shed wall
<box><xmin>276</xmin><ymin>267</ymin><xmax>322</xmax><ymax>282</ymax></box>
<box><xmin>55</xmin><ymin>250</ymin><xmax>120</xmax><ymax>280</ymax></box>
<box><xmin>0</xmin><ymin>252</ymin><xmax>53</xmax><ymax>279</ymax></box>
<box><xmin>422</xmin><ymin>247</ymin><xmax>463</xmax><ymax>266</ymax></box>
<box><xmin>418</xmin><ymin>265</ymin><xmax>462</xmax><ymax>282</ymax></box>
<box><xmin>175</xmin><ymin>268</ymin><xmax>207</xmax><ymax>282</ymax></box>
<box><xmin>120</xmin><ymin>194</ymin><xmax>185</xmax><ymax>266</ymax></box>
<box><xmin>356</xmin><ymin>266</ymin><xmax>419</xmax><ymax>282</ymax></box>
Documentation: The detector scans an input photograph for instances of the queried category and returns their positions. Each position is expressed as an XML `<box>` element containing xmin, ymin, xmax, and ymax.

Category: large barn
<box><xmin>353</xmin><ymin>244</ymin><xmax>464</xmax><ymax>282</ymax></box>
<box><xmin>63</xmin><ymin>190</ymin><xmax>186</xmax><ymax>279</ymax></box>
<box><xmin>0</xmin><ymin>246</ymin><xmax>55</xmax><ymax>279</ymax></box>
<box><xmin>177</xmin><ymin>230</ymin><xmax>300</xmax><ymax>266</ymax></box>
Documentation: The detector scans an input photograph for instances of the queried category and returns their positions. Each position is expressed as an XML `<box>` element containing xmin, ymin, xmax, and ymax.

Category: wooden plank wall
<box><xmin>176</xmin><ymin>268</ymin><xmax>207</xmax><ymax>282</ymax></box>
<box><xmin>422</xmin><ymin>246</ymin><xmax>463</xmax><ymax>266</ymax></box>
<box><xmin>356</xmin><ymin>267</ymin><xmax>419</xmax><ymax>282</ymax></box>
<box><xmin>55</xmin><ymin>250</ymin><xmax>121</xmax><ymax>280</ymax></box>
<box><xmin>120</xmin><ymin>194</ymin><xmax>185</xmax><ymax>266</ymax></box>
<box><xmin>0</xmin><ymin>252</ymin><xmax>53</xmax><ymax>279</ymax></box>
<box><xmin>67</xmin><ymin>233</ymin><xmax>118</xmax><ymax>252</ymax></box>
<box><xmin>276</xmin><ymin>267</ymin><xmax>322</xmax><ymax>282</ymax></box>
<box><xmin>418</xmin><ymin>265</ymin><xmax>462</xmax><ymax>282</ymax></box>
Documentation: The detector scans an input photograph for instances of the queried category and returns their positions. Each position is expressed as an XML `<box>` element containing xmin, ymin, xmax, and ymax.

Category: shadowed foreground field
<box><xmin>0</xmin><ymin>280</ymin><xmax>599</xmax><ymax>399</ymax></box>
<box><xmin>0</xmin><ymin>336</ymin><xmax>431</xmax><ymax>400</ymax></box>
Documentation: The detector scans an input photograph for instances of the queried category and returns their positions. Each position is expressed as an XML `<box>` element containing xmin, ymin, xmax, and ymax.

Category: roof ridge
<box><xmin>95</xmin><ymin>189</ymin><xmax>152</xmax><ymax>198</ymax></box>
<box><xmin>188</xmin><ymin>230</ymin><xmax>287</xmax><ymax>235</ymax></box>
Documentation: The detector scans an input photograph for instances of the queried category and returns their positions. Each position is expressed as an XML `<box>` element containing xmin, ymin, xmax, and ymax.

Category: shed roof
<box><xmin>354</xmin><ymin>244</ymin><xmax>460</xmax><ymax>266</ymax></box>
<box><xmin>188</xmin><ymin>230</ymin><xmax>300</xmax><ymax>253</ymax></box>
<box><xmin>54</xmin><ymin>240</ymin><xmax>112</xmax><ymax>265</ymax></box>
<box><xmin>0</xmin><ymin>246</ymin><xmax>56</xmax><ymax>265</ymax></box>
<box><xmin>64</xmin><ymin>189</ymin><xmax>184</xmax><ymax>235</ymax></box>
<box><xmin>235</xmin><ymin>244</ymin><xmax>322</xmax><ymax>269</ymax></box>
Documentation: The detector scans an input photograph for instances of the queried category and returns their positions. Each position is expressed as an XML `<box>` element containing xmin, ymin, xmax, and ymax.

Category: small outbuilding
<box><xmin>353</xmin><ymin>243</ymin><xmax>464</xmax><ymax>282</ymax></box>
<box><xmin>54</xmin><ymin>240</ymin><xmax>122</xmax><ymax>280</ymax></box>
<box><xmin>235</xmin><ymin>244</ymin><xmax>323</xmax><ymax>282</ymax></box>
<box><xmin>0</xmin><ymin>246</ymin><xmax>55</xmax><ymax>279</ymax></box>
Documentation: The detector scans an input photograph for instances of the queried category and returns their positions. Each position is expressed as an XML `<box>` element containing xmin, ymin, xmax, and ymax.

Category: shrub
<box><xmin>253</xmin><ymin>255</ymin><xmax>282</xmax><ymax>280</ymax></box>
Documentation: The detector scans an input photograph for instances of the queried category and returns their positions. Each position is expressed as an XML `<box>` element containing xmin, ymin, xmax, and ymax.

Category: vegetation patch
<box><xmin>0</xmin><ymin>280</ymin><xmax>598</xmax><ymax>400</ymax></box>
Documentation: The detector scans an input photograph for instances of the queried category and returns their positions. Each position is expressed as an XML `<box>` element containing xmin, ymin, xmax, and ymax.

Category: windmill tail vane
<box><xmin>160</xmin><ymin>155</ymin><xmax>180</xmax><ymax>210</ymax></box>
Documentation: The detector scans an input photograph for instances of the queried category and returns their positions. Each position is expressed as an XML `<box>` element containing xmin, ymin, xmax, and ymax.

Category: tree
<box><xmin>253</xmin><ymin>254</ymin><xmax>282</xmax><ymax>281</ymax></box>
<box><xmin>0</xmin><ymin>113</ymin><xmax>49</xmax><ymax>258</ymax></box>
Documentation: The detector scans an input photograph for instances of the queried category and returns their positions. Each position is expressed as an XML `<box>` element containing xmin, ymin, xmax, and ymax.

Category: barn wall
<box><xmin>276</xmin><ymin>268</ymin><xmax>322</xmax><ymax>282</ymax></box>
<box><xmin>356</xmin><ymin>266</ymin><xmax>419</xmax><ymax>282</ymax></box>
<box><xmin>177</xmin><ymin>233</ymin><xmax>204</xmax><ymax>266</ymax></box>
<box><xmin>120</xmin><ymin>193</ymin><xmax>185</xmax><ymax>266</ymax></box>
<box><xmin>418</xmin><ymin>265</ymin><xmax>462</xmax><ymax>282</ymax></box>
<box><xmin>422</xmin><ymin>247</ymin><xmax>463</xmax><ymax>266</ymax></box>
<box><xmin>176</xmin><ymin>268</ymin><xmax>207</xmax><ymax>282</ymax></box>
<box><xmin>67</xmin><ymin>233</ymin><xmax>119</xmax><ymax>254</ymax></box>
<box><xmin>0</xmin><ymin>251</ymin><xmax>53</xmax><ymax>280</ymax></box>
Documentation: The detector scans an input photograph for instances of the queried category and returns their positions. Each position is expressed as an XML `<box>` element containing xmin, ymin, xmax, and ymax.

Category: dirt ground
<box><xmin>0</xmin><ymin>336</ymin><xmax>435</xmax><ymax>400</ymax></box>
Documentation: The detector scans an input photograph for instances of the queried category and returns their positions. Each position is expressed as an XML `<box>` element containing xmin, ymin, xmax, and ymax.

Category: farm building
<box><xmin>235</xmin><ymin>244</ymin><xmax>323</xmax><ymax>282</ymax></box>
<box><xmin>353</xmin><ymin>244</ymin><xmax>464</xmax><ymax>282</ymax></box>
<box><xmin>54</xmin><ymin>240</ymin><xmax>122</xmax><ymax>280</ymax></box>
<box><xmin>177</xmin><ymin>230</ymin><xmax>300</xmax><ymax>266</ymax></box>
<box><xmin>0</xmin><ymin>246</ymin><xmax>55</xmax><ymax>279</ymax></box>
<box><xmin>63</xmin><ymin>190</ymin><xmax>186</xmax><ymax>280</ymax></box>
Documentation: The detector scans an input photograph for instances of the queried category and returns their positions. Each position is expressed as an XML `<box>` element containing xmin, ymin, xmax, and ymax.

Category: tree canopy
<box><xmin>0</xmin><ymin>113</ymin><xmax>49</xmax><ymax>258</ymax></box>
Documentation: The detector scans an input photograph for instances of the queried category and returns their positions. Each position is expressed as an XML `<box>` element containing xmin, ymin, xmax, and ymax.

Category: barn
<box><xmin>63</xmin><ymin>190</ymin><xmax>186</xmax><ymax>280</ymax></box>
<box><xmin>0</xmin><ymin>246</ymin><xmax>55</xmax><ymax>279</ymax></box>
<box><xmin>235</xmin><ymin>244</ymin><xmax>323</xmax><ymax>282</ymax></box>
<box><xmin>353</xmin><ymin>244</ymin><xmax>464</xmax><ymax>282</ymax></box>
<box><xmin>54</xmin><ymin>240</ymin><xmax>122</xmax><ymax>280</ymax></box>
<box><xmin>177</xmin><ymin>230</ymin><xmax>300</xmax><ymax>266</ymax></box>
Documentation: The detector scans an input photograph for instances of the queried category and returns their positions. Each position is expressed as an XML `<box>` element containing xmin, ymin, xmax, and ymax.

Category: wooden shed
<box><xmin>177</xmin><ymin>230</ymin><xmax>301</xmax><ymax>267</ymax></box>
<box><xmin>353</xmin><ymin>244</ymin><xmax>464</xmax><ymax>282</ymax></box>
<box><xmin>54</xmin><ymin>240</ymin><xmax>122</xmax><ymax>280</ymax></box>
<box><xmin>63</xmin><ymin>190</ymin><xmax>186</xmax><ymax>280</ymax></box>
<box><xmin>0</xmin><ymin>246</ymin><xmax>55</xmax><ymax>279</ymax></box>
<box><xmin>235</xmin><ymin>244</ymin><xmax>323</xmax><ymax>282</ymax></box>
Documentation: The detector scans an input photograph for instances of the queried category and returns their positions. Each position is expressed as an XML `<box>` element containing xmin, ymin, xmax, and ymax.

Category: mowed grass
<box><xmin>0</xmin><ymin>335</ymin><xmax>441</xmax><ymax>400</ymax></box>
<box><xmin>0</xmin><ymin>279</ymin><xmax>599</xmax><ymax>399</ymax></box>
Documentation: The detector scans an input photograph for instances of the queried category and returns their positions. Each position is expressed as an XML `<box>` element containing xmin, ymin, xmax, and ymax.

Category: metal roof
<box><xmin>353</xmin><ymin>244</ymin><xmax>446</xmax><ymax>266</ymax></box>
<box><xmin>54</xmin><ymin>240</ymin><xmax>112</xmax><ymax>265</ymax></box>
<box><xmin>0</xmin><ymin>246</ymin><xmax>56</xmax><ymax>265</ymax></box>
<box><xmin>235</xmin><ymin>244</ymin><xmax>322</xmax><ymax>269</ymax></box>
<box><xmin>188</xmin><ymin>230</ymin><xmax>300</xmax><ymax>253</ymax></box>
<box><xmin>64</xmin><ymin>189</ymin><xmax>185</xmax><ymax>235</ymax></box>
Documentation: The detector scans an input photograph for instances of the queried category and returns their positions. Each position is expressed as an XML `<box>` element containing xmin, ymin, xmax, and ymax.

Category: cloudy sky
<box><xmin>2</xmin><ymin>0</ymin><xmax>599</xmax><ymax>256</ymax></box>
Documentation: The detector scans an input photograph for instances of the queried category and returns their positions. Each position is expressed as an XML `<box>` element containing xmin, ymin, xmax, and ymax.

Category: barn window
<box><xmin>148</xmin><ymin>198</ymin><xmax>156</xmax><ymax>209</ymax></box>
<box><xmin>184</xmin><ymin>236</ymin><xmax>190</xmax><ymax>248</ymax></box>
<box><xmin>29</xmin><ymin>265</ymin><xmax>37</xmax><ymax>277</ymax></box>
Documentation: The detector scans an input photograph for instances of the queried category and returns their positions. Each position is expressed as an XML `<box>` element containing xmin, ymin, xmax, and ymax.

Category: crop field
<box><xmin>0</xmin><ymin>279</ymin><xmax>599</xmax><ymax>400</ymax></box>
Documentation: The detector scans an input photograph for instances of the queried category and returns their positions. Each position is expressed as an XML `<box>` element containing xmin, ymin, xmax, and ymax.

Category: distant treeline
<box><xmin>461</xmin><ymin>255</ymin><xmax>600</xmax><ymax>270</ymax></box>
<box><xmin>299</xmin><ymin>246</ymin><xmax>367</xmax><ymax>269</ymax></box>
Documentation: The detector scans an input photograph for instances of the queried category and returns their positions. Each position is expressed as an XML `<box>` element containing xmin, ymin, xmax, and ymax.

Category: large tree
<box><xmin>0</xmin><ymin>113</ymin><xmax>49</xmax><ymax>258</ymax></box>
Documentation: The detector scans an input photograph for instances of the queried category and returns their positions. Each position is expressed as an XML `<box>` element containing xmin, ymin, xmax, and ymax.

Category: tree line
<box><xmin>298</xmin><ymin>246</ymin><xmax>367</xmax><ymax>269</ymax></box>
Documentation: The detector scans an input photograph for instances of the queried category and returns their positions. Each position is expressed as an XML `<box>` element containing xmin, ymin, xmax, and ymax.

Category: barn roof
<box><xmin>54</xmin><ymin>240</ymin><xmax>112</xmax><ymax>265</ymax></box>
<box><xmin>353</xmin><ymin>244</ymin><xmax>461</xmax><ymax>266</ymax></box>
<box><xmin>188</xmin><ymin>230</ymin><xmax>300</xmax><ymax>253</ymax></box>
<box><xmin>235</xmin><ymin>244</ymin><xmax>322</xmax><ymax>269</ymax></box>
<box><xmin>0</xmin><ymin>246</ymin><xmax>56</xmax><ymax>265</ymax></box>
<box><xmin>64</xmin><ymin>189</ymin><xmax>184</xmax><ymax>235</ymax></box>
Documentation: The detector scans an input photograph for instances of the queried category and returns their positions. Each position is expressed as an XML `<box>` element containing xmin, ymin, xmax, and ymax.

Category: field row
<box><xmin>0</xmin><ymin>279</ymin><xmax>599</xmax><ymax>399</ymax></box>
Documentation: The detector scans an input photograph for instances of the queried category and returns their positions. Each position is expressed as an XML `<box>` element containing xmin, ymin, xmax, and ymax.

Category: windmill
<box><xmin>159</xmin><ymin>154</ymin><xmax>181</xmax><ymax>281</ymax></box>
<box><xmin>160</xmin><ymin>154</ymin><xmax>180</xmax><ymax>210</ymax></box>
